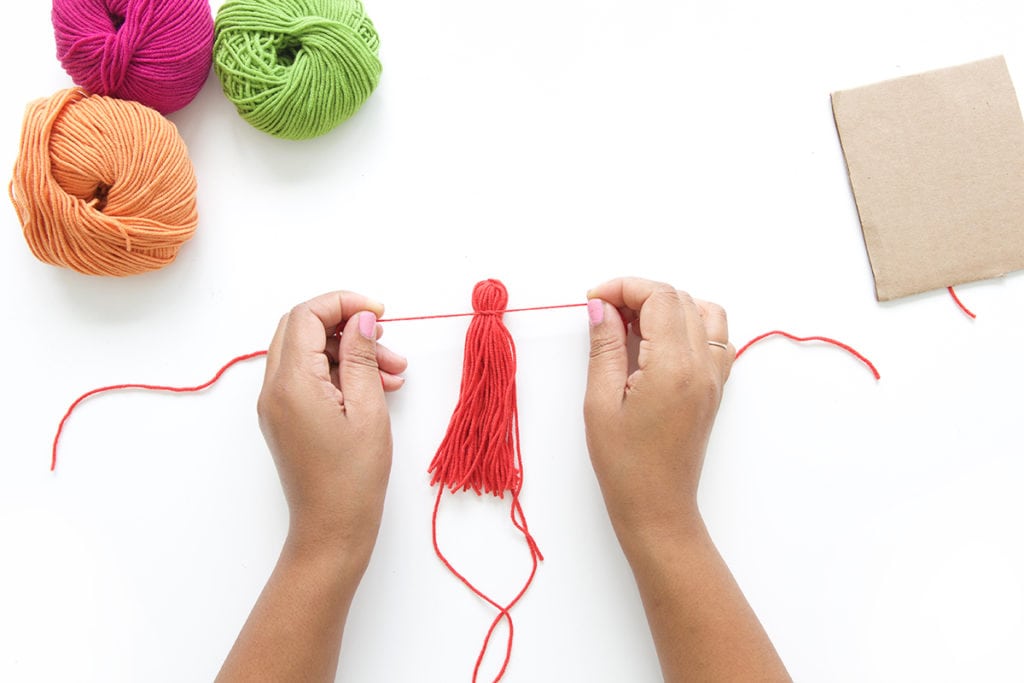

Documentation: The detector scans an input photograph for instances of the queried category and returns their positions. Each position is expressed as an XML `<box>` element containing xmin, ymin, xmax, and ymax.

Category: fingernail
<box><xmin>587</xmin><ymin>299</ymin><xmax>604</xmax><ymax>326</ymax></box>
<box><xmin>359</xmin><ymin>311</ymin><xmax>377</xmax><ymax>339</ymax></box>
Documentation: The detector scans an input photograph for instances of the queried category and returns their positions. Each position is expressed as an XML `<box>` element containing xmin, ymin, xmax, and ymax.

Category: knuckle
<box><xmin>256</xmin><ymin>387</ymin><xmax>281</xmax><ymax>427</ymax></box>
<box><xmin>664</xmin><ymin>359</ymin><xmax>722</xmax><ymax>402</ymax></box>
<box><xmin>343</xmin><ymin>344</ymin><xmax>380</xmax><ymax>371</ymax></box>
<box><xmin>664</xmin><ymin>364</ymin><xmax>693</xmax><ymax>393</ymax></box>
<box><xmin>289</xmin><ymin>302</ymin><xmax>310</xmax><ymax>318</ymax></box>
<box><xmin>706</xmin><ymin>301</ymin><xmax>727</xmax><ymax>321</ymax></box>
<box><xmin>652</xmin><ymin>283</ymin><xmax>681</xmax><ymax>301</ymax></box>
<box><xmin>704</xmin><ymin>373</ymin><xmax>724</xmax><ymax>403</ymax></box>
<box><xmin>691</xmin><ymin>369</ymin><xmax>723</xmax><ymax>406</ymax></box>
<box><xmin>641</xmin><ymin>278</ymin><xmax>674</xmax><ymax>294</ymax></box>
<box><xmin>673</xmin><ymin>289</ymin><xmax>694</xmax><ymax>307</ymax></box>
<box><xmin>257</xmin><ymin>378</ymin><xmax>287</xmax><ymax>415</ymax></box>
<box><xmin>720</xmin><ymin>352</ymin><xmax>735</xmax><ymax>382</ymax></box>
<box><xmin>256</xmin><ymin>393</ymin><xmax>269</xmax><ymax>421</ymax></box>
<box><xmin>366</xmin><ymin>401</ymin><xmax>391</xmax><ymax>425</ymax></box>
<box><xmin>589</xmin><ymin>334</ymin><xmax>623</xmax><ymax>361</ymax></box>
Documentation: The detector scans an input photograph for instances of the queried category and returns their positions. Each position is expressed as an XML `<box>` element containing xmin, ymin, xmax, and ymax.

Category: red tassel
<box><xmin>429</xmin><ymin>279</ymin><xmax>521</xmax><ymax>495</ymax></box>
<box><xmin>428</xmin><ymin>279</ymin><xmax>542</xmax><ymax>683</ymax></box>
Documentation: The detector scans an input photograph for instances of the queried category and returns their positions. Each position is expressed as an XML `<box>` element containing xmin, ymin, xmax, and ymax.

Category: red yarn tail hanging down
<box><xmin>947</xmin><ymin>286</ymin><xmax>977</xmax><ymax>319</ymax></box>
<box><xmin>427</xmin><ymin>279</ymin><xmax>543</xmax><ymax>683</ymax></box>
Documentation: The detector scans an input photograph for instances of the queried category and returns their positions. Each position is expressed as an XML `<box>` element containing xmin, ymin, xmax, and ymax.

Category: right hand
<box><xmin>583</xmin><ymin>277</ymin><xmax>734</xmax><ymax>545</ymax></box>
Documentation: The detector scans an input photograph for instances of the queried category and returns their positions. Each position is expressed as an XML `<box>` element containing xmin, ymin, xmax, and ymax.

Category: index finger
<box><xmin>281</xmin><ymin>290</ymin><xmax>385</xmax><ymax>361</ymax></box>
<box><xmin>587</xmin><ymin>277</ymin><xmax>689</xmax><ymax>347</ymax></box>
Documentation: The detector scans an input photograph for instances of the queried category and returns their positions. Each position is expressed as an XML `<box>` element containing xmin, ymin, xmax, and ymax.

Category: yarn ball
<box><xmin>213</xmin><ymin>0</ymin><xmax>382</xmax><ymax>139</ymax></box>
<box><xmin>52</xmin><ymin>0</ymin><xmax>214</xmax><ymax>115</ymax></box>
<box><xmin>9</xmin><ymin>88</ymin><xmax>198</xmax><ymax>277</ymax></box>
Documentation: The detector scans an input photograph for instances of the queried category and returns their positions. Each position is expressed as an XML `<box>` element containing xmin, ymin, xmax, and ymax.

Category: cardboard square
<box><xmin>832</xmin><ymin>56</ymin><xmax>1024</xmax><ymax>301</ymax></box>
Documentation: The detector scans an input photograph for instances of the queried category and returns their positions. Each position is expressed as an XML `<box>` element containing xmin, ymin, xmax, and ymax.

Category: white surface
<box><xmin>3</xmin><ymin>1</ymin><xmax>1024</xmax><ymax>681</ymax></box>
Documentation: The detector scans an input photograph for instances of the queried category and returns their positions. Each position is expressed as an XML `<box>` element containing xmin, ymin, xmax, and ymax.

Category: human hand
<box><xmin>583</xmin><ymin>277</ymin><xmax>733</xmax><ymax>547</ymax></box>
<box><xmin>217</xmin><ymin>291</ymin><xmax>407</xmax><ymax>682</ymax></box>
<box><xmin>257</xmin><ymin>291</ymin><xmax>407</xmax><ymax>569</ymax></box>
<box><xmin>583</xmin><ymin>278</ymin><xmax>789</xmax><ymax>682</ymax></box>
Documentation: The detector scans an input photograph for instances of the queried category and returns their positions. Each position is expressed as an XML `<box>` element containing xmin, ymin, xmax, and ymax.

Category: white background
<box><xmin>3</xmin><ymin>0</ymin><xmax>1024</xmax><ymax>681</ymax></box>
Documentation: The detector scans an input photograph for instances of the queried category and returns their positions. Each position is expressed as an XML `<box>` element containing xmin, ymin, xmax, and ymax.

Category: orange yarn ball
<box><xmin>9</xmin><ymin>88</ymin><xmax>198</xmax><ymax>276</ymax></box>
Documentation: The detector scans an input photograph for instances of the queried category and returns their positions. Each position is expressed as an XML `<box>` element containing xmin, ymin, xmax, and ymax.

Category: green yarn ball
<box><xmin>213</xmin><ymin>0</ymin><xmax>382</xmax><ymax>140</ymax></box>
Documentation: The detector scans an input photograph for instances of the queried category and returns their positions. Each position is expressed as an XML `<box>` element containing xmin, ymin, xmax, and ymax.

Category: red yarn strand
<box><xmin>51</xmin><ymin>312</ymin><xmax>881</xmax><ymax>482</ymax></box>
<box><xmin>379</xmin><ymin>302</ymin><xmax>586</xmax><ymax>323</ymax></box>
<box><xmin>734</xmin><ymin>331</ymin><xmax>880</xmax><ymax>380</ymax></box>
<box><xmin>51</xmin><ymin>351</ymin><xmax>267</xmax><ymax>471</ymax></box>
<box><xmin>427</xmin><ymin>279</ymin><xmax>543</xmax><ymax>682</ymax></box>
<box><xmin>947</xmin><ymin>286</ymin><xmax>977</xmax><ymax>319</ymax></box>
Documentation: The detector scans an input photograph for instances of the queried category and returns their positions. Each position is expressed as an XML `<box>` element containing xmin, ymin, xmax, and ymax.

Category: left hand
<box><xmin>257</xmin><ymin>291</ymin><xmax>407</xmax><ymax>568</ymax></box>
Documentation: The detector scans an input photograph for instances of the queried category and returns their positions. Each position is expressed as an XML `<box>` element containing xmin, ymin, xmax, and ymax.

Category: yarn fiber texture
<box><xmin>52</xmin><ymin>0</ymin><xmax>215</xmax><ymax>115</ymax></box>
<box><xmin>9</xmin><ymin>88</ymin><xmax>198</xmax><ymax>277</ymax></box>
<box><xmin>214</xmin><ymin>0</ymin><xmax>382</xmax><ymax>139</ymax></box>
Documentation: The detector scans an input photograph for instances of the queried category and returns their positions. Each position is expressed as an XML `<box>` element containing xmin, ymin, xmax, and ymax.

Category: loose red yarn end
<box><xmin>51</xmin><ymin>351</ymin><xmax>267</xmax><ymax>471</ymax></box>
<box><xmin>947</xmin><ymin>286</ymin><xmax>977</xmax><ymax>319</ymax></box>
<box><xmin>428</xmin><ymin>279</ymin><xmax>543</xmax><ymax>682</ymax></box>
<box><xmin>734</xmin><ymin>331</ymin><xmax>880</xmax><ymax>380</ymax></box>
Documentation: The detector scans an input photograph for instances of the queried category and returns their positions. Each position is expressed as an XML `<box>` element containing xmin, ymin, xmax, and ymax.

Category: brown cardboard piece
<box><xmin>831</xmin><ymin>56</ymin><xmax>1024</xmax><ymax>301</ymax></box>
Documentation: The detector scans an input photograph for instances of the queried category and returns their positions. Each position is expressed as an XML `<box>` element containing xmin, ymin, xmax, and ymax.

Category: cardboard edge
<box><xmin>829</xmin><ymin>90</ymin><xmax>884</xmax><ymax>302</ymax></box>
<box><xmin>993</xmin><ymin>55</ymin><xmax>1024</xmax><ymax>131</ymax></box>
<box><xmin>833</xmin><ymin>55</ymin><xmax>1007</xmax><ymax>98</ymax></box>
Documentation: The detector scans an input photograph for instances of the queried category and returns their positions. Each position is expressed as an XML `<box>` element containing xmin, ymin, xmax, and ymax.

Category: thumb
<box><xmin>585</xmin><ymin>299</ymin><xmax>627</xmax><ymax>417</ymax></box>
<box><xmin>339</xmin><ymin>311</ymin><xmax>385</xmax><ymax>416</ymax></box>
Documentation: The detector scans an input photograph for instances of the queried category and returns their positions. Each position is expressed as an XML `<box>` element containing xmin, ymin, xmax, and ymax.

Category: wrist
<box><xmin>284</xmin><ymin>515</ymin><xmax>379</xmax><ymax>582</ymax></box>
<box><xmin>611</xmin><ymin>507</ymin><xmax>710</xmax><ymax>565</ymax></box>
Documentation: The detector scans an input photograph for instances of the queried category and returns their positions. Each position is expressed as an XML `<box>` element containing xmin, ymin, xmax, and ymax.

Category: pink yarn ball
<box><xmin>52</xmin><ymin>0</ymin><xmax>214</xmax><ymax>115</ymax></box>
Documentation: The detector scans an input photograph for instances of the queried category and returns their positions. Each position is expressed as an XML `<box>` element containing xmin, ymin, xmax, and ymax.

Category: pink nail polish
<box><xmin>359</xmin><ymin>311</ymin><xmax>377</xmax><ymax>339</ymax></box>
<box><xmin>587</xmin><ymin>299</ymin><xmax>604</xmax><ymax>326</ymax></box>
